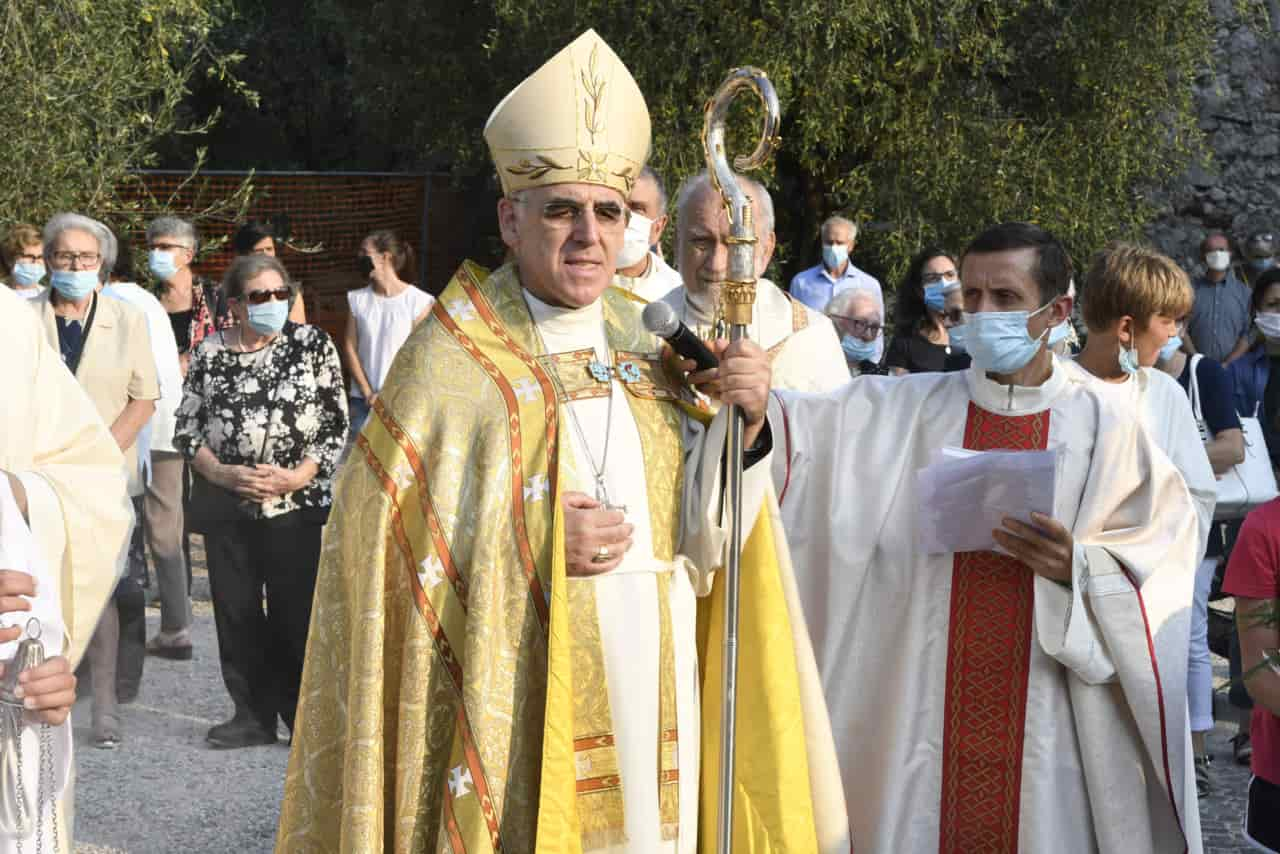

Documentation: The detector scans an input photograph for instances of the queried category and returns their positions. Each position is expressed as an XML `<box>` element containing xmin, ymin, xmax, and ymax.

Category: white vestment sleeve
<box><xmin>680</xmin><ymin>406</ymin><xmax>772</xmax><ymax>595</ymax></box>
<box><xmin>0</xmin><ymin>476</ymin><xmax>71</xmax><ymax>854</ymax></box>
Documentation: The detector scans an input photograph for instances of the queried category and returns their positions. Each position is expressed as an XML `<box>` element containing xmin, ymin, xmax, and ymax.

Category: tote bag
<box><xmin>1189</xmin><ymin>354</ymin><xmax>1280</xmax><ymax>520</ymax></box>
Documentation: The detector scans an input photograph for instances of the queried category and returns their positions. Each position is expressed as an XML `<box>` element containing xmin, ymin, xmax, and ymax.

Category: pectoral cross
<box><xmin>594</xmin><ymin>475</ymin><xmax>627</xmax><ymax>515</ymax></box>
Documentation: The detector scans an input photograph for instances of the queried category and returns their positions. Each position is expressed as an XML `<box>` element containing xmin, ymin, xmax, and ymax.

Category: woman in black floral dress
<box><xmin>174</xmin><ymin>254</ymin><xmax>347</xmax><ymax>749</ymax></box>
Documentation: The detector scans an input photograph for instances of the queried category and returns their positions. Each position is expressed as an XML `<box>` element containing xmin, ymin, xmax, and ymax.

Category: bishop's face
<box><xmin>498</xmin><ymin>182</ymin><xmax>628</xmax><ymax>309</ymax></box>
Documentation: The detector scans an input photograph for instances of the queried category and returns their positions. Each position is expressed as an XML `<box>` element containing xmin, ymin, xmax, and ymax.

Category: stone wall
<box><xmin>1145</xmin><ymin>0</ymin><xmax>1280</xmax><ymax>272</ymax></box>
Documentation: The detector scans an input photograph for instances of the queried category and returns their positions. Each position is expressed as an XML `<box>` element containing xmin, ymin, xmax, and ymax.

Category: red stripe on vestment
<box><xmin>1123</xmin><ymin>568</ymin><xmax>1189</xmax><ymax>853</ymax></box>
<box><xmin>431</xmin><ymin>287</ymin><xmax>552</xmax><ymax>631</ymax></box>
<box><xmin>938</xmin><ymin>402</ymin><xmax>1048</xmax><ymax>854</ymax></box>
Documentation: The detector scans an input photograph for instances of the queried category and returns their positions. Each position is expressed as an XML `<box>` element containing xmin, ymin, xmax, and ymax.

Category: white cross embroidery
<box><xmin>512</xmin><ymin>377</ymin><xmax>540</xmax><ymax>403</ymax></box>
<box><xmin>448</xmin><ymin>765</ymin><xmax>474</xmax><ymax>799</ymax></box>
<box><xmin>392</xmin><ymin>462</ymin><xmax>414</xmax><ymax>491</ymax></box>
<box><xmin>523</xmin><ymin>474</ymin><xmax>549</xmax><ymax>503</ymax></box>
<box><xmin>418</xmin><ymin>555</ymin><xmax>446</xmax><ymax>591</ymax></box>
<box><xmin>446</xmin><ymin>299</ymin><xmax>477</xmax><ymax>323</ymax></box>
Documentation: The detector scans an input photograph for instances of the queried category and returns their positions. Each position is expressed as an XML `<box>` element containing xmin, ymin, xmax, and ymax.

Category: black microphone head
<box><xmin>641</xmin><ymin>299</ymin><xmax>680</xmax><ymax>338</ymax></box>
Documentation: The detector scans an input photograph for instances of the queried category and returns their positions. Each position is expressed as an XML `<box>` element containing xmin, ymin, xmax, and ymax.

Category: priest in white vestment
<box><xmin>661</xmin><ymin>172</ymin><xmax>850</xmax><ymax>393</ymax></box>
<box><xmin>612</xmin><ymin>165</ymin><xmax>683</xmax><ymax>302</ymax></box>
<box><xmin>1</xmin><ymin>284</ymin><xmax>131</xmax><ymax>851</ymax></box>
<box><xmin>772</xmin><ymin>223</ymin><xmax>1202</xmax><ymax>854</ymax></box>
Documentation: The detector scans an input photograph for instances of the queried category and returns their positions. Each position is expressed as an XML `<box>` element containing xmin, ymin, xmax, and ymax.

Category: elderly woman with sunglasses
<box><xmin>173</xmin><ymin>254</ymin><xmax>347</xmax><ymax>750</ymax></box>
<box><xmin>885</xmin><ymin>246</ymin><xmax>972</xmax><ymax>376</ymax></box>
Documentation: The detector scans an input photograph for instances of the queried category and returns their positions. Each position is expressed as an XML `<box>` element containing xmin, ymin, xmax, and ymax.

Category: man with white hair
<box><xmin>613</xmin><ymin>165</ymin><xmax>682</xmax><ymax>301</ymax></box>
<box><xmin>790</xmin><ymin>215</ymin><xmax>884</xmax><ymax>358</ymax></box>
<box><xmin>662</xmin><ymin>171</ymin><xmax>849</xmax><ymax>394</ymax></box>
<box><xmin>826</xmin><ymin>287</ymin><xmax>884</xmax><ymax>376</ymax></box>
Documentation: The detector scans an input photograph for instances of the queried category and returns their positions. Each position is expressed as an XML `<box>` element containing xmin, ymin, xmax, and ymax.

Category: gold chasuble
<box><xmin>277</xmin><ymin>262</ymin><xmax>828</xmax><ymax>853</ymax></box>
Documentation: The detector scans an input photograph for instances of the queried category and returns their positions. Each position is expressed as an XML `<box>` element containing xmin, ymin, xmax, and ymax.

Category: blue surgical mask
<box><xmin>841</xmin><ymin>335</ymin><xmax>877</xmax><ymax>363</ymax></box>
<box><xmin>1158</xmin><ymin>335</ymin><xmax>1182</xmax><ymax>362</ymax></box>
<box><xmin>1047</xmin><ymin>319</ymin><xmax>1073</xmax><ymax>348</ymax></box>
<box><xmin>948</xmin><ymin>323</ymin><xmax>967</xmax><ymax>353</ymax></box>
<box><xmin>50</xmin><ymin>269</ymin><xmax>98</xmax><ymax>301</ymax></box>
<box><xmin>924</xmin><ymin>282</ymin><xmax>948</xmax><ymax>312</ymax></box>
<box><xmin>822</xmin><ymin>244</ymin><xmax>849</xmax><ymax>271</ymax></box>
<box><xmin>1251</xmin><ymin>257</ymin><xmax>1275</xmax><ymax>272</ymax></box>
<box><xmin>148</xmin><ymin>249</ymin><xmax>179</xmax><ymax>281</ymax></box>
<box><xmin>246</xmin><ymin>300</ymin><xmax>289</xmax><ymax>335</ymax></box>
<box><xmin>963</xmin><ymin>303</ymin><xmax>1053</xmax><ymax>374</ymax></box>
<box><xmin>11</xmin><ymin>263</ymin><xmax>44</xmax><ymax>287</ymax></box>
<box><xmin>1118</xmin><ymin>343</ymin><xmax>1141</xmax><ymax>376</ymax></box>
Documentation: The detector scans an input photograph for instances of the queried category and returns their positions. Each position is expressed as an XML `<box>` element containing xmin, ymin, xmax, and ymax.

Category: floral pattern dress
<box><xmin>174</xmin><ymin>322</ymin><xmax>349</xmax><ymax>519</ymax></box>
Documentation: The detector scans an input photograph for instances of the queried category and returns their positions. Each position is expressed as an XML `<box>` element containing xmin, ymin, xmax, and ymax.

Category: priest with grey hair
<box><xmin>661</xmin><ymin>171</ymin><xmax>849</xmax><ymax>394</ymax></box>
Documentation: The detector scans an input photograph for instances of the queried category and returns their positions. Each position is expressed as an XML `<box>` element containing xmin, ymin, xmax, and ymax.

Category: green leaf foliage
<box><xmin>314</xmin><ymin>0</ymin><xmax>1235</xmax><ymax>288</ymax></box>
<box><xmin>0</xmin><ymin>0</ymin><xmax>253</xmax><ymax>259</ymax></box>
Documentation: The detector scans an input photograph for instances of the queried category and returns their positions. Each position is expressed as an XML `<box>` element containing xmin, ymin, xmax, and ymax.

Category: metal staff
<box><xmin>702</xmin><ymin>66</ymin><xmax>780</xmax><ymax>854</ymax></box>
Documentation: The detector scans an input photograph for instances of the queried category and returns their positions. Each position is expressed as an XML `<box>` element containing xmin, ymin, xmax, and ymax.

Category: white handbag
<box><xmin>1189</xmin><ymin>354</ymin><xmax>1280</xmax><ymax>520</ymax></box>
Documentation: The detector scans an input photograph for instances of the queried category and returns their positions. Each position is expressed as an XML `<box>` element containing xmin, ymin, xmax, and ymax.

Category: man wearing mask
<box><xmin>1242</xmin><ymin>230</ymin><xmax>1277</xmax><ymax>286</ymax></box>
<box><xmin>770</xmin><ymin>222</ymin><xmax>1202</xmax><ymax>853</ymax></box>
<box><xmin>1186</xmin><ymin>231</ymin><xmax>1252</xmax><ymax>363</ymax></box>
<box><xmin>825</xmin><ymin>287</ymin><xmax>884</xmax><ymax>376</ymax></box>
<box><xmin>790</xmin><ymin>215</ymin><xmax>885</xmax><ymax>360</ymax></box>
<box><xmin>613</xmin><ymin>165</ymin><xmax>682</xmax><ymax>302</ymax></box>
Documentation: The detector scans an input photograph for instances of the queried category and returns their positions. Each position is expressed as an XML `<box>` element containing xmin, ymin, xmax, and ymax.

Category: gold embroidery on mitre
<box><xmin>484</xmin><ymin>30</ymin><xmax>650</xmax><ymax>196</ymax></box>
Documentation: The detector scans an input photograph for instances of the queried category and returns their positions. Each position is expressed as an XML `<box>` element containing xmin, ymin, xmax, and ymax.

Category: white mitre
<box><xmin>484</xmin><ymin>29</ymin><xmax>651</xmax><ymax>197</ymax></box>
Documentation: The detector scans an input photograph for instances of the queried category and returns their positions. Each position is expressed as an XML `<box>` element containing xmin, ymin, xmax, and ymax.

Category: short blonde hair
<box><xmin>1081</xmin><ymin>242</ymin><xmax>1193</xmax><ymax>332</ymax></box>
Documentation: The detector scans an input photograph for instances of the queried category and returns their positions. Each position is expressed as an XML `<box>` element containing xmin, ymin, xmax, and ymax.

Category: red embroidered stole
<box><xmin>938</xmin><ymin>402</ymin><xmax>1050</xmax><ymax>854</ymax></box>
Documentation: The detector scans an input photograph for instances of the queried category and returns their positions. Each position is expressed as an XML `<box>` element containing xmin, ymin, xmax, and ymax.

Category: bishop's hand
<box><xmin>563</xmin><ymin>491</ymin><xmax>633</xmax><ymax>577</ymax></box>
<box><xmin>992</xmin><ymin>512</ymin><xmax>1074</xmax><ymax>585</ymax></box>
<box><xmin>683</xmin><ymin>339</ymin><xmax>771</xmax><ymax>448</ymax></box>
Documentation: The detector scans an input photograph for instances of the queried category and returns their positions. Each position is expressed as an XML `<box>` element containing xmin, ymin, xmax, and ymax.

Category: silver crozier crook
<box><xmin>702</xmin><ymin>66</ymin><xmax>780</xmax><ymax>854</ymax></box>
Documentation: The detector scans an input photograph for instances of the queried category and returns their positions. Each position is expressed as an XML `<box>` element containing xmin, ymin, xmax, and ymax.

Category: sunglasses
<box><xmin>240</xmin><ymin>287</ymin><xmax>291</xmax><ymax>305</ymax></box>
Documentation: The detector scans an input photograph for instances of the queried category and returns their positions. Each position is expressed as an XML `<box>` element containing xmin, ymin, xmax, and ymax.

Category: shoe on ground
<box><xmin>146</xmin><ymin>629</ymin><xmax>193</xmax><ymax>661</ymax></box>
<box><xmin>1194</xmin><ymin>754</ymin><xmax>1213</xmax><ymax>799</ymax></box>
<box><xmin>1232</xmin><ymin>732</ymin><xmax>1253</xmax><ymax>765</ymax></box>
<box><xmin>91</xmin><ymin>728</ymin><xmax>122</xmax><ymax>750</ymax></box>
<box><xmin>206</xmin><ymin>718</ymin><xmax>277</xmax><ymax>750</ymax></box>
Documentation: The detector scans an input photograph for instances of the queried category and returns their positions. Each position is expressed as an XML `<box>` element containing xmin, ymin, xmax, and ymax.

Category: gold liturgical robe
<box><xmin>277</xmin><ymin>262</ymin><xmax>846</xmax><ymax>853</ymax></box>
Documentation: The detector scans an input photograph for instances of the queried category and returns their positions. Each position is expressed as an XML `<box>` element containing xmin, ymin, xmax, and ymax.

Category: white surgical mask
<box><xmin>1257</xmin><ymin>313</ymin><xmax>1280</xmax><ymax>340</ymax></box>
<box><xmin>963</xmin><ymin>302</ymin><xmax>1053</xmax><ymax>374</ymax></box>
<box><xmin>615</xmin><ymin>211</ymin><xmax>654</xmax><ymax>270</ymax></box>
<box><xmin>1205</xmin><ymin>250</ymin><xmax>1231</xmax><ymax>272</ymax></box>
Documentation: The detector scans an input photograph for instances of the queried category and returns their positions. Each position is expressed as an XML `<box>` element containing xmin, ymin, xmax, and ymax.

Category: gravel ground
<box><xmin>72</xmin><ymin>543</ymin><xmax>286</xmax><ymax>854</ymax></box>
<box><xmin>65</xmin><ymin>540</ymin><xmax>1263</xmax><ymax>853</ymax></box>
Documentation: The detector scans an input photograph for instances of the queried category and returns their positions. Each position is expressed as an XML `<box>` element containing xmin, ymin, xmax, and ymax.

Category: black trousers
<box><xmin>202</xmin><ymin>511</ymin><xmax>323</xmax><ymax>732</ymax></box>
<box><xmin>1247</xmin><ymin>775</ymin><xmax>1280</xmax><ymax>852</ymax></box>
<box><xmin>116</xmin><ymin>497</ymin><xmax>150</xmax><ymax>697</ymax></box>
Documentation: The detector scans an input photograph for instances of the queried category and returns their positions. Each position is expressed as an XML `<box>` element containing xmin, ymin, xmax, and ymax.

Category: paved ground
<box><xmin>66</xmin><ymin>540</ymin><xmax>1263</xmax><ymax>853</ymax></box>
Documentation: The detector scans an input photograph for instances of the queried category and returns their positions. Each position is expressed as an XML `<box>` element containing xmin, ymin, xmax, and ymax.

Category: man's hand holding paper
<box><xmin>917</xmin><ymin>446</ymin><xmax>1073</xmax><ymax>580</ymax></box>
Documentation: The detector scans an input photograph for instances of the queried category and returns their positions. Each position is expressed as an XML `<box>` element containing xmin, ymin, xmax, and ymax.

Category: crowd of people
<box><xmin>3</xmin><ymin>26</ymin><xmax>1280</xmax><ymax>854</ymax></box>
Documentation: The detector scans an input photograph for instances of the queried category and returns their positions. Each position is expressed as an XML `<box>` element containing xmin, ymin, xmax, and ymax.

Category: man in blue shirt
<box><xmin>1186</xmin><ymin>230</ymin><xmax>1253</xmax><ymax>363</ymax></box>
<box><xmin>789</xmin><ymin>215</ymin><xmax>884</xmax><ymax>360</ymax></box>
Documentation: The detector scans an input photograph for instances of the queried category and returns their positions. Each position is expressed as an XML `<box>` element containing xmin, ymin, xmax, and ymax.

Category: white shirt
<box><xmin>613</xmin><ymin>252</ymin><xmax>683</xmax><ymax>303</ymax></box>
<box><xmin>9</xmin><ymin>286</ymin><xmax>45</xmax><ymax>301</ymax></box>
<box><xmin>347</xmin><ymin>285</ymin><xmax>434</xmax><ymax>396</ymax></box>
<box><xmin>102</xmin><ymin>282</ymin><xmax>184</xmax><ymax>458</ymax></box>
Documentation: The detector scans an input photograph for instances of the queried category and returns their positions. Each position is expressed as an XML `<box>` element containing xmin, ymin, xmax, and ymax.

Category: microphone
<box><xmin>642</xmin><ymin>300</ymin><xmax>719</xmax><ymax>372</ymax></box>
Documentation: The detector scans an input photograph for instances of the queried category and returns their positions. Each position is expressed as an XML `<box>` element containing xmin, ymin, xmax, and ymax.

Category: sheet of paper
<box><xmin>917</xmin><ymin>445</ymin><xmax>1059</xmax><ymax>555</ymax></box>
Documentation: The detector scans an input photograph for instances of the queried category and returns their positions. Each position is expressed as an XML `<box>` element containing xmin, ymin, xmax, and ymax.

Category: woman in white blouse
<box><xmin>342</xmin><ymin>230</ymin><xmax>434</xmax><ymax>434</ymax></box>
